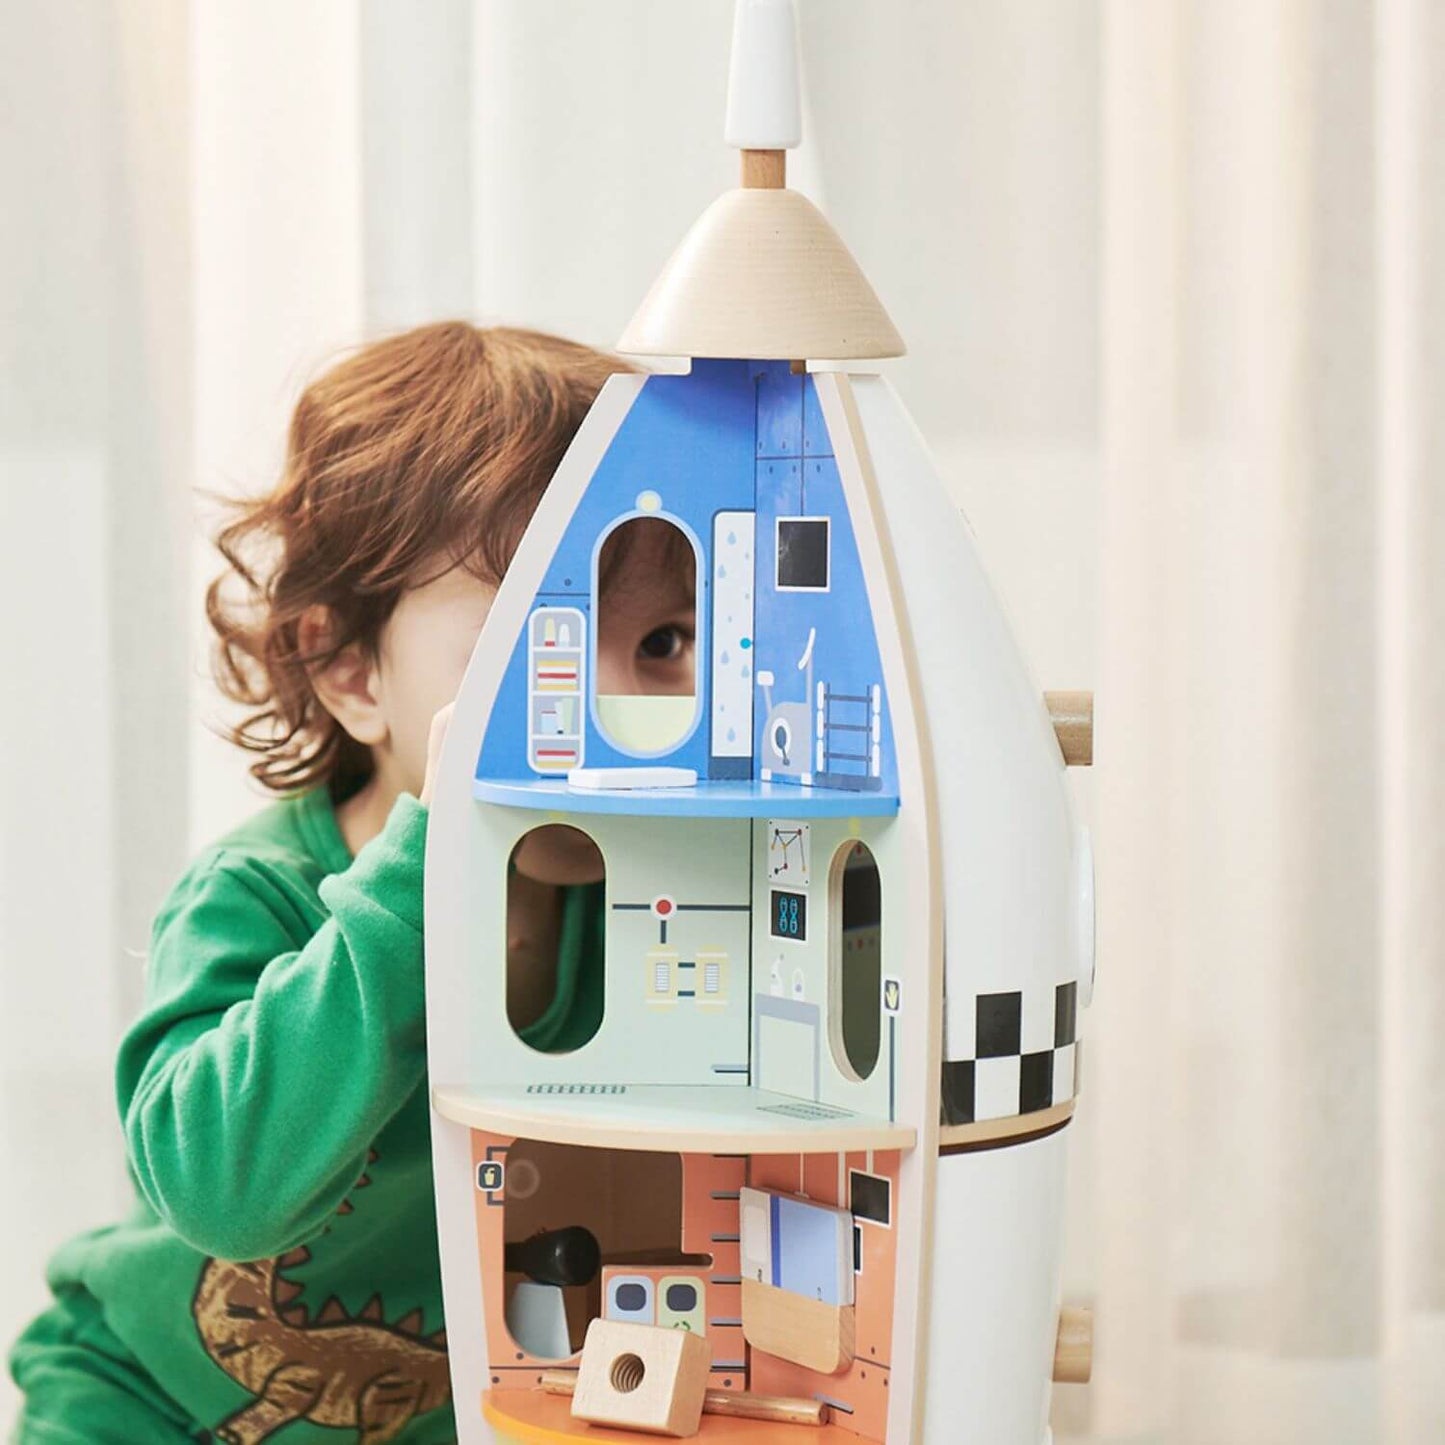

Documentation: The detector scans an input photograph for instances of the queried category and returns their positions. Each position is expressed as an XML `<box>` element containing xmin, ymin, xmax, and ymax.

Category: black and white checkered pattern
<box><xmin>940</xmin><ymin>982</ymin><xmax>1078</xmax><ymax>1125</ymax></box>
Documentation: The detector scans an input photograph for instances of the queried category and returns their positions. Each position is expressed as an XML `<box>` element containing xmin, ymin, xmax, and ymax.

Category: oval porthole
<box><xmin>829</xmin><ymin>840</ymin><xmax>882</xmax><ymax>1081</ymax></box>
<box><xmin>593</xmin><ymin>516</ymin><xmax>699</xmax><ymax>756</ymax></box>
<box><xmin>506</xmin><ymin>824</ymin><xmax>605</xmax><ymax>1053</ymax></box>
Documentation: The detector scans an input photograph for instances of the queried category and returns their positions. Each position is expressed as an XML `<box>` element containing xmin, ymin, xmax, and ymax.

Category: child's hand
<box><xmin>419</xmin><ymin>703</ymin><xmax>454</xmax><ymax>808</ymax></box>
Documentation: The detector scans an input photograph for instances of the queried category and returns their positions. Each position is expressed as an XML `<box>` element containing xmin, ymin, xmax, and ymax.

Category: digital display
<box><xmin>776</xmin><ymin>518</ymin><xmax>830</xmax><ymax>591</ymax></box>
<box><xmin>770</xmin><ymin>889</ymin><xmax>807</xmax><ymax>941</ymax></box>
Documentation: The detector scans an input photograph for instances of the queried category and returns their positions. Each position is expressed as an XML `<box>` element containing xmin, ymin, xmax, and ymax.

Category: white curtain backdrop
<box><xmin>1</xmin><ymin>1</ymin><xmax>1437</xmax><ymax>1440</ymax></box>
<box><xmin>1091</xmin><ymin>0</ymin><xmax>1445</xmax><ymax>1441</ymax></box>
<box><xmin>1</xmin><ymin>0</ymin><xmax>193</xmax><ymax>1412</ymax></box>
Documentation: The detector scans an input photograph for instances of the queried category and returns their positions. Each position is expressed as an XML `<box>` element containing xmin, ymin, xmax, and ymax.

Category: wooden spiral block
<box><xmin>570</xmin><ymin>1319</ymin><xmax>712</xmax><ymax>1437</ymax></box>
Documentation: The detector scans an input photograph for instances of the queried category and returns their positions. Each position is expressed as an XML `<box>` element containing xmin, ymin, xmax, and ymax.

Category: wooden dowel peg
<box><xmin>1052</xmin><ymin>1306</ymin><xmax>1094</xmax><ymax>1383</ymax></box>
<box><xmin>1045</xmin><ymin>690</ymin><xmax>1094</xmax><ymax>767</ymax></box>
<box><xmin>741</xmin><ymin>148</ymin><xmax>787</xmax><ymax>188</ymax></box>
<box><xmin>699</xmin><ymin>1391</ymin><xmax>829</xmax><ymax>1427</ymax></box>
<box><xmin>539</xmin><ymin>1369</ymin><xmax>829</xmax><ymax>1426</ymax></box>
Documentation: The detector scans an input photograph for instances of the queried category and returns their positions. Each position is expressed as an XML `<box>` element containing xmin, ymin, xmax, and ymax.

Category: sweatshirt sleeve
<box><xmin>116</xmin><ymin>794</ymin><xmax>429</xmax><ymax>1262</ymax></box>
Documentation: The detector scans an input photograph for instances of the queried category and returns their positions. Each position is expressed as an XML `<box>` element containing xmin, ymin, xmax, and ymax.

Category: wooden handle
<box><xmin>1045</xmin><ymin>690</ymin><xmax>1094</xmax><ymax>767</ymax></box>
<box><xmin>539</xmin><ymin>1370</ymin><xmax>828</xmax><ymax>1426</ymax></box>
<box><xmin>1052</xmin><ymin>1306</ymin><xmax>1093</xmax><ymax>1383</ymax></box>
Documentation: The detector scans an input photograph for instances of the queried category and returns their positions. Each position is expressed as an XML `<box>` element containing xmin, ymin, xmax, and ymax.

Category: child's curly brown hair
<box><xmin>206</xmin><ymin>322</ymin><xmax>629</xmax><ymax>797</ymax></box>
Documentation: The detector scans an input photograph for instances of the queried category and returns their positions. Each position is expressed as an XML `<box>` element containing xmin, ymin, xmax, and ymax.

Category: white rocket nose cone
<box><xmin>724</xmin><ymin>0</ymin><xmax>802</xmax><ymax>149</ymax></box>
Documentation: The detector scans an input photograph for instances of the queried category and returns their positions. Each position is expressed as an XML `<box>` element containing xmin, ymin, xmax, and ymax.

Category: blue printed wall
<box><xmin>476</xmin><ymin>360</ymin><xmax>894</xmax><ymax>795</ymax></box>
<box><xmin>750</xmin><ymin>368</ymin><xmax>895</xmax><ymax>795</ymax></box>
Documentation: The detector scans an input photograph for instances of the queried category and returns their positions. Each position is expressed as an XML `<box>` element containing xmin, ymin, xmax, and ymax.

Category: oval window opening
<box><xmin>594</xmin><ymin>516</ymin><xmax>698</xmax><ymax>756</ymax></box>
<box><xmin>507</xmin><ymin>824</ymin><xmax>605</xmax><ymax>1053</ymax></box>
<box><xmin>830</xmin><ymin>841</ymin><xmax>882</xmax><ymax>1081</ymax></box>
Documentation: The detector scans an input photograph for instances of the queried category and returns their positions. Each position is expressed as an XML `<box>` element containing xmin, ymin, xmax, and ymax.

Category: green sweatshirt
<box><xmin>11</xmin><ymin>788</ymin><xmax>602</xmax><ymax>1444</ymax></box>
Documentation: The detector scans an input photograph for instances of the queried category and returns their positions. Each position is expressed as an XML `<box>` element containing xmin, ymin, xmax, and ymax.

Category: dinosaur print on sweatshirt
<box><xmin>191</xmin><ymin>1156</ymin><xmax>451</xmax><ymax>1444</ymax></box>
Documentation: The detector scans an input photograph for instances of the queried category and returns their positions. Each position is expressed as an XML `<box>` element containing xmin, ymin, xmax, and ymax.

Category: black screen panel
<box><xmin>850</xmin><ymin>1170</ymin><xmax>891</xmax><ymax>1226</ymax></box>
<box><xmin>777</xmin><ymin>518</ymin><xmax>830</xmax><ymax>590</ymax></box>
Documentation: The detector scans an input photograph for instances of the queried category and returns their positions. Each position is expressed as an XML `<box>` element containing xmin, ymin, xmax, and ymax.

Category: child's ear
<box><xmin>298</xmin><ymin>607</ymin><xmax>389</xmax><ymax>748</ymax></box>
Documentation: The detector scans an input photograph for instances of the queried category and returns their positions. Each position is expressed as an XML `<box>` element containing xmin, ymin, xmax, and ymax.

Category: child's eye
<box><xmin>638</xmin><ymin>624</ymin><xmax>691</xmax><ymax>662</ymax></box>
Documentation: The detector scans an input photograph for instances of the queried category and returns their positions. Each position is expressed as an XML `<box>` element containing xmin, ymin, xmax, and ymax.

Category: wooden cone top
<box><xmin>617</xmin><ymin>186</ymin><xmax>905</xmax><ymax>362</ymax></box>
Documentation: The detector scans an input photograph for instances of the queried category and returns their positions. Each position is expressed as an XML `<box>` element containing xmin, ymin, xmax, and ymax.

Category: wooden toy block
<box><xmin>571</xmin><ymin>1319</ymin><xmax>712</xmax><ymax>1437</ymax></box>
<box><xmin>741</xmin><ymin>1277</ymin><xmax>855</xmax><ymax>1376</ymax></box>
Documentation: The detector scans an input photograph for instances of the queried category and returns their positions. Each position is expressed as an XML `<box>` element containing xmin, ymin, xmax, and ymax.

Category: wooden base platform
<box><xmin>483</xmin><ymin>1389</ymin><xmax>861</xmax><ymax>1443</ymax></box>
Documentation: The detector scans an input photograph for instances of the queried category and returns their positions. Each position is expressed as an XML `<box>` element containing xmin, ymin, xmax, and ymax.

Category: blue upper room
<box><xmin>475</xmin><ymin>359</ymin><xmax>897</xmax><ymax>807</ymax></box>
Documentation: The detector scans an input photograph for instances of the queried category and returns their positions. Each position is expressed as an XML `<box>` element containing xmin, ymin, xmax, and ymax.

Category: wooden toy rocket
<box><xmin>425</xmin><ymin>3</ymin><xmax>1096</xmax><ymax>1440</ymax></box>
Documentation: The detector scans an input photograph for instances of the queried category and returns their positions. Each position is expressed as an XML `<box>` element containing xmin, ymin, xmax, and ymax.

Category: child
<box><xmin>7</xmin><ymin>322</ymin><xmax>696</xmax><ymax>1445</ymax></box>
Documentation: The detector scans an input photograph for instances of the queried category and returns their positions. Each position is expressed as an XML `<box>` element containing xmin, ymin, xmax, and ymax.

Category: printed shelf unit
<box><xmin>527</xmin><ymin>606</ymin><xmax>586</xmax><ymax>774</ymax></box>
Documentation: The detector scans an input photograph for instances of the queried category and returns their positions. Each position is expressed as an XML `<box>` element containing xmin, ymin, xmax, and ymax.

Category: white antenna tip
<box><xmin>724</xmin><ymin>0</ymin><xmax>802</xmax><ymax>150</ymax></box>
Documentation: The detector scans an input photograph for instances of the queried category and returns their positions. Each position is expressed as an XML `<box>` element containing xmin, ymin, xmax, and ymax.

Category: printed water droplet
<box><xmin>727</xmin><ymin>531</ymin><xmax>737</xmax><ymax>545</ymax></box>
<box><xmin>741</xmin><ymin>664</ymin><xmax>751</xmax><ymax>679</ymax></box>
<box><xmin>727</xmin><ymin>728</ymin><xmax>736</xmax><ymax>742</ymax></box>
<box><xmin>718</xmin><ymin>565</ymin><xmax>727</xmax><ymax>579</ymax></box>
<box><xmin>721</xmin><ymin>650</ymin><xmax>730</xmax><ymax>666</ymax></box>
